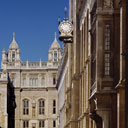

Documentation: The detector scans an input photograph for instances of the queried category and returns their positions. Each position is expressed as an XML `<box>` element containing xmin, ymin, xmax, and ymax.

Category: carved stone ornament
<box><xmin>104</xmin><ymin>0</ymin><xmax>113</xmax><ymax>8</ymax></box>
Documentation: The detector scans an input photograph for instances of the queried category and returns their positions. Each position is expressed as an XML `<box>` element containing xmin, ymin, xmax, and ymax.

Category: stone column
<box><xmin>4</xmin><ymin>113</ymin><xmax>8</xmax><ymax>128</ymax></box>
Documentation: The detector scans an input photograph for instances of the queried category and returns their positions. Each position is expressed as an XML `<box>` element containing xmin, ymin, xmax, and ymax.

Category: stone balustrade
<box><xmin>6</xmin><ymin>61</ymin><xmax>58</xmax><ymax>69</ymax></box>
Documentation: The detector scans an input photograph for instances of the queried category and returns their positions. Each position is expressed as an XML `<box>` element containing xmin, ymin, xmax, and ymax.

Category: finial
<box><xmin>64</xmin><ymin>7</ymin><xmax>68</xmax><ymax>21</ymax></box>
<box><xmin>13</xmin><ymin>32</ymin><xmax>15</xmax><ymax>40</ymax></box>
<box><xmin>58</xmin><ymin>16</ymin><xmax>60</xmax><ymax>24</ymax></box>
<box><xmin>55</xmin><ymin>32</ymin><xmax>56</xmax><ymax>39</ymax></box>
<box><xmin>2</xmin><ymin>48</ymin><xmax>6</xmax><ymax>53</ymax></box>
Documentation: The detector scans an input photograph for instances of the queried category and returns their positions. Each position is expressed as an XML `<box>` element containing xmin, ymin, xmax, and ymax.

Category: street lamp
<box><xmin>58</xmin><ymin>7</ymin><xmax>73</xmax><ymax>43</ymax></box>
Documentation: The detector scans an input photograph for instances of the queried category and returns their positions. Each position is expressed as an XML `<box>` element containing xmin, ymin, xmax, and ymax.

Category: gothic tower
<box><xmin>8</xmin><ymin>33</ymin><xmax>20</xmax><ymax>63</ymax></box>
<box><xmin>48</xmin><ymin>32</ymin><xmax>61</xmax><ymax>62</ymax></box>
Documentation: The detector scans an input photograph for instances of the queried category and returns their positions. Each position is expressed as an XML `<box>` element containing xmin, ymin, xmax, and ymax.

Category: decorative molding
<box><xmin>104</xmin><ymin>0</ymin><xmax>113</xmax><ymax>8</ymax></box>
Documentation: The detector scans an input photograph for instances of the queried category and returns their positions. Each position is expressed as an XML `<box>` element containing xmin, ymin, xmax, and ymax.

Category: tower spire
<box><xmin>13</xmin><ymin>32</ymin><xmax>15</xmax><ymax>40</ymax></box>
<box><xmin>55</xmin><ymin>32</ymin><xmax>56</xmax><ymax>39</ymax></box>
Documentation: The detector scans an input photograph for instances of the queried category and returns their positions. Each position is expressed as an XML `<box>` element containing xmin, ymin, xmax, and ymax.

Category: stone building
<box><xmin>0</xmin><ymin>32</ymin><xmax>61</xmax><ymax>128</ymax></box>
<box><xmin>0</xmin><ymin>70</ymin><xmax>8</xmax><ymax>128</ymax></box>
<box><xmin>116</xmin><ymin>0</ymin><xmax>126</xmax><ymax>127</ymax></box>
<box><xmin>56</xmin><ymin>44</ymin><xmax>68</xmax><ymax>128</ymax></box>
<box><xmin>57</xmin><ymin>0</ymin><xmax>126</xmax><ymax>128</ymax></box>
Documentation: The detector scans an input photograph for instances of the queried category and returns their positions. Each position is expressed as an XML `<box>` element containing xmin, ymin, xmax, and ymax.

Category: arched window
<box><xmin>39</xmin><ymin>99</ymin><xmax>45</xmax><ymax>115</ymax></box>
<box><xmin>23</xmin><ymin>99</ymin><xmax>29</xmax><ymax>115</ymax></box>
<box><xmin>54</xmin><ymin>52</ymin><xmax>57</xmax><ymax>61</ymax></box>
<box><xmin>12</xmin><ymin>51</ymin><xmax>15</xmax><ymax>61</ymax></box>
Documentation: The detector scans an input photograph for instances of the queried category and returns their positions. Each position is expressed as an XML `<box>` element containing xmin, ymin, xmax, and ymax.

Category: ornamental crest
<box><xmin>104</xmin><ymin>0</ymin><xmax>113</xmax><ymax>8</ymax></box>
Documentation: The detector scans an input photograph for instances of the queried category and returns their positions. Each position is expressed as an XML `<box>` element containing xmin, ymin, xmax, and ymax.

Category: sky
<box><xmin>0</xmin><ymin>0</ymin><xmax>69</xmax><ymax>63</ymax></box>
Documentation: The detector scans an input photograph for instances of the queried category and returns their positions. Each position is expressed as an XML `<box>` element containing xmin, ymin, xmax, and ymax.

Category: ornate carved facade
<box><xmin>57</xmin><ymin>0</ymin><xmax>126</xmax><ymax>128</ymax></box>
<box><xmin>0</xmin><ymin>33</ymin><xmax>61</xmax><ymax>128</ymax></box>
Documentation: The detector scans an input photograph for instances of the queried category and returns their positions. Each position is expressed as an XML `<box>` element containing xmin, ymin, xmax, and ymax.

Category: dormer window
<box><xmin>54</xmin><ymin>52</ymin><xmax>57</xmax><ymax>61</ymax></box>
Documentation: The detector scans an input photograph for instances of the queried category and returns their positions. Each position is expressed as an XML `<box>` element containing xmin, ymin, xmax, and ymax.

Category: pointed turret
<box><xmin>48</xmin><ymin>32</ymin><xmax>61</xmax><ymax>62</ymax></box>
<box><xmin>8</xmin><ymin>33</ymin><xmax>20</xmax><ymax>62</ymax></box>
<box><xmin>1</xmin><ymin>49</ymin><xmax>8</xmax><ymax>70</ymax></box>
<box><xmin>49</xmin><ymin>32</ymin><xmax>60</xmax><ymax>50</ymax></box>
<box><xmin>9</xmin><ymin>32</ymin><xmax>19</xmax><ymax>50</ymax></box>
<box><xmin>2</xmin><ymin>49</ymin><xmax>7</xmax><ymax>62</ymax></box>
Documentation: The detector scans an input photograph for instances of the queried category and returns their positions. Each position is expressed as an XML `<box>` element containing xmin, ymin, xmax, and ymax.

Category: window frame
<box><xmin>42</xmin><ymin>77</ymin><xmax>45</xmax><ymax>87</ymax></box>
<box><xmin>39</xmin><ymin>120</ymin><xmax>45</xmax><ymax>128</ymax></box>
<box><xmin>53</xmin><ymin>120</ymin><xmax>56</xmax><ymax>127</ymax></box>
<box><xmin>23</xmin><ymin>99</ymin><xmax>29</xmax><ymax>115</ymax></box>
<box><xmin>54</xmin><ymin>52</ymin><xmax>57</xmax><ymax>61</ymax></box>
<box><xmin>29</xmin><ymin>78</ymin><xmax>38</xmax><ymax>86</ymax></box>
<box><xmin>23</xmin><ymin>78</ymin><xmax>26</xmax><ymax>86</ymax></box>
<box><xmin>103</xmin><ymin>23</ymin><xmax>112</xmax><ymax>77</ymax></box>
<box><xmin>12</xmin><ymin>51</ymin><xmax>15</xmax><ymax>61</ymax></box>
<box><xmin>53</xmin><ymin>77</ymin><xmax>56</xmax><ymax>85</ymax></box>
<box><xmin>23</xmin><ymin>120</ymin><xmax>29</xmax><ymax>128</ymax></box>
<box><xmin>53</xmin><ymin>100</ymin><xmax>56</xmax><ymax>114</ymax></box>
<box><xmin>39</xmin><ymin>99</ymin><xmax>45</xmax><ymax>115</ymax></box>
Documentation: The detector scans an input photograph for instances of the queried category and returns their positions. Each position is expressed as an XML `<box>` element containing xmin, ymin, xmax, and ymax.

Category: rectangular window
<box><xmin>53</xmin><ymin>100</ymin><xmax>56</xmax><ymax>114</ymax></box>
<box><xmin>23</xmin><ymin>100</ymin><xmax>29</xmax><ymax>115</ymax></box>
<box><xmin>104</xmin><ymin>24</ymin><xmax>111</xmax><ymax>76</ymax></box>
<box><xmin>53</xmin><ymin>120</ymin><xmax>56</xmax><ymax>127</ymax></box>
<box><xmin>12</xmin><ymin>78</ymin><xmax>15</xmax><ymax>85</ymax></box>
<box><xmin>39</xmin><ymin>100</ymin><xmax>45</xmax><ymax>115</ymax></box>
<box><xmin>39</xmin><ymin>120</ymin><xmax>45</xmax><ymax>128</ymax></box>
<box><xmin>12</xmin><ymin>51</ymin><xmax>15</xmax><ymax>61</ymax></box>
<box><xmin>53</xmin><ymin>77</ymin><xmax>56</xmax><ymax>85</ymax></box>
<box><xmin>23</xmin><ymin>120</ymin><xmax>29</xmax><ymax>128</ymax></box>
<box><xmin>32</xmin><ymin>123</ymin><xmax>36</xmax><ymax>128</ymax></box>
<box><xmin>35</xmin><ymin>78</ymin><xmax>38</xmax><ymax>86</ymax></box>
<box><xmin>32</xmin><ymin>105</ymin><xmax>35</xmax><ymax>117</ymax></box>
<box><xmin>30</xmin><ymin>78</ymin><xmax>32</xmax><ymax>86</ymax></box>
<box><xmin>105</xmin><ymin>25</ymin><xmax>110</xmax><ymax>50</ymax></box>
<box><xmin>42</xmin><ymin>77</ymin><xmax>45</xmax><ymax>86</ymax></box>
<box><xmin>23</xmin><ymin>78</ymin><xmax>26</xmax><ymax>86</ymax></box>
<box><xmin>104</xmin><ymin>53</ymin><xmax>110</xmax><ymax>76</ymax></box>
<box><xmin>54</xmin><ymin>52</ymin><xmax>57</xmax><ymax>61</ymax></box>
<box><xmin>29</xmin><ymin>78</ymin><xmax>38</xmax><ymax>86</ymax></box>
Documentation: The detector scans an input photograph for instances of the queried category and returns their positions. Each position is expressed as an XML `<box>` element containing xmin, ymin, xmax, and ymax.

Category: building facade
<box><xmin>57</xmin><ymin>0</ymin><xmax>126</xmax><ymax>128</ymax></box>
<box><xmin>0</xmin><ymin>33</ymin><xmax>61</xmax><ymax>128</ymax></box>
<box><xmin>57</xmin><ymin>44</ymin><xmax>68</xmax><ymax>128</ymax></box>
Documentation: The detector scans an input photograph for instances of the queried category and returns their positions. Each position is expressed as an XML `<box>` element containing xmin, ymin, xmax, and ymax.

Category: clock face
<box><xmin>59</xmin><ymin>21</ymin><xmax>73</xmax><ymax>34</ymax></box>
